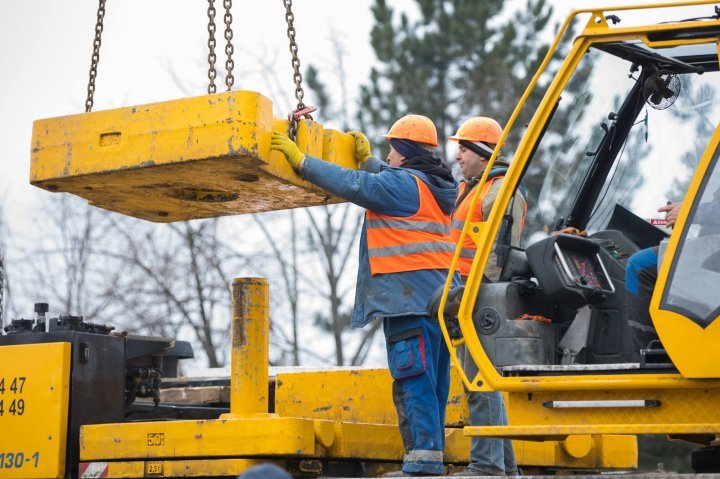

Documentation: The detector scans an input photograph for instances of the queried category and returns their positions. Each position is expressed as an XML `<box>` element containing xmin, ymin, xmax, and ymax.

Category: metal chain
<box><xmin>0</xmin><ymin>253</ymin><xmax>4</xmax><ymax>328</ymax></box>
<box><xmin>207</xmin><ymin>0</ymin><xmax>218</xmax><ymax>94</ymax></box>
<box><xmin>223</xmin><ymin>0</ymin><xmax>235</xmax><ymax>91</ymax></box>
<box><xmin>283</xmin><ymin>0</ymin><xmax>310</xmax><ymax>140</ymax></box>
<box><xmin>85</xmin><ymin>0</ymin><xmax>107</xmax><ymax>112</ymax></box>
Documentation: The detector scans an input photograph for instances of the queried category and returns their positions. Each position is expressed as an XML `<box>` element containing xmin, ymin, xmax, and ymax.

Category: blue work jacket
<box><xmin>301</xmin><ymin>156</ymin><xmax>460</xmax><ymax>329</ymax></box>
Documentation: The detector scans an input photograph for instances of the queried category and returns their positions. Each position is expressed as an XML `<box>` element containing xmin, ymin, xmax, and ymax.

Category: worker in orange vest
<box><xmin>450</xmin><ymin>117</ymin><xmax>527</xmax><ymax>281</ymax></box>
<box><xmin>449</xmin><ymin>117</ymin><xmax>526</xmax><ymax>477</ymax></box>
<box><xmin>271</xmin><ymin>115</ymin><xmax>460</xmax><ymax>477</ymax></box>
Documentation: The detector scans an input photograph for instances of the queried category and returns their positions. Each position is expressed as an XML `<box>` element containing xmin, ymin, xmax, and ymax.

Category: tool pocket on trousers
<box><xmin>388</xmin><ymin>330</ymin><xmax>427</xmax><ymax>380</ymax></box>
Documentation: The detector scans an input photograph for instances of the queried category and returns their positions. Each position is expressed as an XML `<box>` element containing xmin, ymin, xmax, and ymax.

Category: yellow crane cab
<box><xmin>440</xmin><ymin>0</ymin><xmax>720</xmax><ymax>472</ymax></box>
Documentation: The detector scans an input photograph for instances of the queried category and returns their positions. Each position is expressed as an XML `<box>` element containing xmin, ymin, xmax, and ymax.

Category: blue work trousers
<box><xmin>460</xmin><ymin>347</ymin><xmax>517</xmax><ymax>475</ymax></box>
<box><xmin>466</xmin><ymin>391</ymin><xmax>517</xmax><ymax>475</ymax></box>
<box><xmin>384</xmin><ymin>315</ymin><xmax>450</xmax><ymax>475</ymax></box>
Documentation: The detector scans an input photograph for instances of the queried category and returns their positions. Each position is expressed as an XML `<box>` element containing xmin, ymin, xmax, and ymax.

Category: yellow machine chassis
<box><xmin>437</xmin><ymin>0</ymin><xmax>720</xmax><ymax>441</ymax></box>
<box><xmin>73</xmin><ymin>279</ymin><xmax>636</xmax><ymax>478</ymax></box>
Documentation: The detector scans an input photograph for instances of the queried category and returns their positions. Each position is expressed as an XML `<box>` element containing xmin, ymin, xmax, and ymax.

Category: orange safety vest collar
<box><xmin>366</xmin><ymin>174</ymin><xmax>454</xmax><ymax>275</ymax></box>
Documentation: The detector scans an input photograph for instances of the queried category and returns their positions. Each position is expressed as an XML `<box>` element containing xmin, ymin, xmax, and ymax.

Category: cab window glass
<box><xmin>512</xmin><ymin>42</ymin><xmax>720</xmax><ymax>247</ymax></box>
<box><xmin>661</xmin><ymin>143</ymin><xmax>720</xmax><ymax>326</ymax></box>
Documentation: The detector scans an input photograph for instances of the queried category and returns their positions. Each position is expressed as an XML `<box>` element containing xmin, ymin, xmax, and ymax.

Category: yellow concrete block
<box><xmin>30</xmin><ymin>91</ymin><xmax>357</xmax><ymax>222</ymax></box>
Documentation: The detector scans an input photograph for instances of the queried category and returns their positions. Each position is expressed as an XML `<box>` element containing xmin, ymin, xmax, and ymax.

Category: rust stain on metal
<box><xmin>232</xmin><ymin>286</ymin><xmax>248</xmax><ymax>347</ymax></box>
<box><xmin>63</xmin><ymin>143</ymin><xmax>72</xmax><ymax>177</ymax></box>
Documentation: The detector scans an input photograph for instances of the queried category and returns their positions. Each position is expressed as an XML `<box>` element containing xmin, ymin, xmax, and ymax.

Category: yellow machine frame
<box><xmin>70</xmin><ymin>278</ymin><xmax>636</xmax><ymax>478</ymax></box>
<box><xmin>437</xmin><ymin>0</ymin><xmax>720</xmax><ymax>441</ymax></box>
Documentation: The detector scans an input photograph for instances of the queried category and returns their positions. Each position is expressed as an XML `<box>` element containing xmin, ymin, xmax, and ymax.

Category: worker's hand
<box><xmin>348</xmin><ymin>131</ymin><xmax>371</xmax><ymax>165</ymax></box>
<box><xmin>658</xmin><ymin>202</ymin><xmax>682</xmax><ymax>228</ymax></box>
<box><xmin>551</xmin><ymin>226</ymin><xmax>588</xmax><ymax>237</ymax></box>
<box><xmin>271</xmin><ymin>131</ymin><xmax>305</xmax><ymax>170</ymax></box>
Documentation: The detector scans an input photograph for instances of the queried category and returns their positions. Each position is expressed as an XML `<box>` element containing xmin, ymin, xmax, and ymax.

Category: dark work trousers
<box><xmin>384</xmin><ymin>315</ymin><xmax>450</xmax><ymax>475</ymax></box>
<box><xmin>625</xmin><ymin>246</ymin><xmax>661</xmax><ymax>353</ymax></box>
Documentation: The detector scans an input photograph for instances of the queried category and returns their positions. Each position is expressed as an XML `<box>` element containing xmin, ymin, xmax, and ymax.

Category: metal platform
<box><xmin>469</xmin><ymin>424</ymin><xmax>720</xmax><ymax>440</ymax></box>
<box><xmin>502</xmin><ymin>362</ymin><xmax>677</xmax><ymax>376</ymax></box>
<box><xmin>30</xmin><ymin>91</ymin><xmax>356</xmax><ymax>222</ymax></box>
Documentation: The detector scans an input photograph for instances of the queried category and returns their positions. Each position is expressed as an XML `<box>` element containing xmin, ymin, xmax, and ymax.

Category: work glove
<box><xmin>348</xmin><ymin>131</ymin><xmax>371</xmax><ymax>165</ymax></box>
<box><xmin>271</xmin><ymin>130</ymin><xmax>305</xmax><ymax>170</ymax></box>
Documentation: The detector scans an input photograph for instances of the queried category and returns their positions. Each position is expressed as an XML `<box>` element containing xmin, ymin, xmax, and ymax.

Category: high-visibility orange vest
<box><xmin>450</xmin><ymin>179</ymin><xmax>498</xmax><ymax>276</ymax></box>
<box><xmin>451</xmin><ymin>176</ymin><xmax>526</xmax><ymax>277</ymax></box>
<box><xmin>366</xmin><ymin>174</ymin><xmax>455</xmax><ymax>275</ymax></box>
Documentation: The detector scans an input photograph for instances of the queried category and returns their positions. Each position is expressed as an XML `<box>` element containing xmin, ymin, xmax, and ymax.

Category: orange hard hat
<box><xmin>384</xmin><ymin>114</ymin><xmax>439</xmax><ymax>147</ymax></box>
<box><xmin>449</xmin><ymin>117</ymin><xmax>503</xmax><ymax>144</ymax></box>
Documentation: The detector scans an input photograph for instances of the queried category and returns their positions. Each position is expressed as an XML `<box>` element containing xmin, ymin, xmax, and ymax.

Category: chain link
<box><xmin>0</xmin><ymin>253</ymin><xmax>4</xmax><ymax>328</ymax></box>
<box><xmin>283</xmin><ymin>0</ymin><xmax>310</xmax><ymax>140</ymax></box>
<box><xmin>223</xmin><ymin>0</ymin><xmax>235</xmax><ymax>91</ymax></box>
<box><xmin>85</xmin><ymin>0</ymin><xmax>106</xmax><ymax>112</ymax></box>
<box><xmin>207</xmin><ymin>0</ymin><xmax>218</xmax><ymax>94</ymax></box>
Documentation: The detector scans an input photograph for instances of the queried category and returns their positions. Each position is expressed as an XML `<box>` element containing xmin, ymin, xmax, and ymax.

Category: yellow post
<box><xmin>222</xmin><ymin>277</ymin><xmax>271</xmax><ymax>417</ymax></box>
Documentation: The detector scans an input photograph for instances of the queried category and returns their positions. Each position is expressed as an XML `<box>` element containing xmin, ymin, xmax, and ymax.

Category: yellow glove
<box><xmin>271</xmin><ymin>131</ymin><xmax>305</xmax><ymax>170</ymax></box>
<box><xmin>348</xmin><ymin>131</ymin><xmax>371</xmax><ymax>165</ymax></box>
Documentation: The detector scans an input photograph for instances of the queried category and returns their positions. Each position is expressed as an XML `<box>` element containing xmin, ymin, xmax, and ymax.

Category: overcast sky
<box><xmin>0</xmin><ymin>0</ymin><xmax>705</xmax><ymax>228</ymax></box>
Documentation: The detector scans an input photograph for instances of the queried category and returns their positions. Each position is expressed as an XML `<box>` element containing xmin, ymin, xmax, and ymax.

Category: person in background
<box><xmin>271</xmin><ymin>114</ymin><xmax>460</xmax><ymax>477</ymax></box>
<box><xmin>625</xmin><ymin>202</ymin><xmax>682</xmax><ymax>352</ymax></box>
<box><xmin>448</xmin><ymin>117</ymin><xmax>525</xmax><ymax>476</ymax></box>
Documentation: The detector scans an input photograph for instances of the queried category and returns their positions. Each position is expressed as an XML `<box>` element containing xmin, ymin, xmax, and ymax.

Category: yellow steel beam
<box><xmin>79</xmin><ymin>458</ymin><xmax>273</xmax><ymax>479</ymax></box>
<box><xmin>274</xmin><ymin>366</ymin><xmax>469</xmax><ymax>426</ymax></box>
<box><xmin>468</xmin><ymin>424</ymin><xmax>720</xmax><ymax>440</ymax></box>
<box><xmin>467</xmin><ymin>385</ymin><xmax>720</xmax><ymax>440</ymax></box>
<box><xmin>80</xmin><ymin>417</ymin><xmax>320</xmax><ymax>460</ymax></box>
<box><xmin>30</xmin><ymin>91</ymin><xmax>356</xmax><ymax>222</ymax></box>
<box><xmin>80</xmin><ymin>437</ymin><xmax>638</xmax><ymax>478</ymax></box>
<box><xmin>514</xmin><ymin>435</ymin><xmax>637</xmax><ymax>469</ymax></box>
<box><xmin>503</xmin><ymin>389</ymin><xmax>720</xmax><ymax>429</ymax></box>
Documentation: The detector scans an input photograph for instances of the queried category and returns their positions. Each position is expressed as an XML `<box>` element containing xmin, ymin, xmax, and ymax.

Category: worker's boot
<box><xmin>451</xmin><ymin>466</ymin><xmax>505</xmax><ymax>476</ymax></box>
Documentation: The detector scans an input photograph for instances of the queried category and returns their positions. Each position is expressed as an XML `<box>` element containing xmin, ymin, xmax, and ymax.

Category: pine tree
<box><xmin>357</xmin><ymin>0</ymin><xmax>559</xmax><ymax>160</ymax></box>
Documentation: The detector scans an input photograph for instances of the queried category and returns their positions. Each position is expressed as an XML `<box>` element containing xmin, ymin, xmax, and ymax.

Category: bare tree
<box><xmin>305</xmin><ymin>204</ymin><xmax>368</xmax><ymax>365</ymax></box>
<box><xmin>302</xmin><ymin>32</ymin><xmax>384</xmax><ymax>366</ymax></box>
<box><xmin>252</xmin><ymin>211</ymin><xmax>303</xmax><ymax>365</ymax></box>
<box><xmin>16</xmin><ymin>195</ymin><xmax>124</xmax><ymax>320</ymax></box>
<box><xmin>0</xmin><ymin>197</ymin><xmax>9</xmax><ymax>329</ymax></box>
<box><xmin>104</xmin><ymin>216</ymin><xmax>252</xmax><ymax>368</ymax></box>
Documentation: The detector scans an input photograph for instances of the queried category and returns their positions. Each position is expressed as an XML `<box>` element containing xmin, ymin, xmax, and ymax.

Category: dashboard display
<box><xmin>554</xmin><ymin>243</ymin><xmax>614</xmax><ymax>293</ymax></box>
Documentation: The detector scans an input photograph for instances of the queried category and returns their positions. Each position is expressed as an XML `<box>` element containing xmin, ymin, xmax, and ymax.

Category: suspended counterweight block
<box><xmin>30</xmin><ymin>91</ymin><xmax>356</xmax><ymax>222</ymax></box>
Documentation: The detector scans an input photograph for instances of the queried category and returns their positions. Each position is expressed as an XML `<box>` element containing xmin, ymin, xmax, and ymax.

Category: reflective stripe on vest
<box><xmin>366</xmin><ymin>174</ymin><xmax>454</xmax><ymax>275</ymax></box>
<box><xmin>450</xmin><ymin>177</ymin><xmax>500</xmax><ymax>277</ymax></box>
